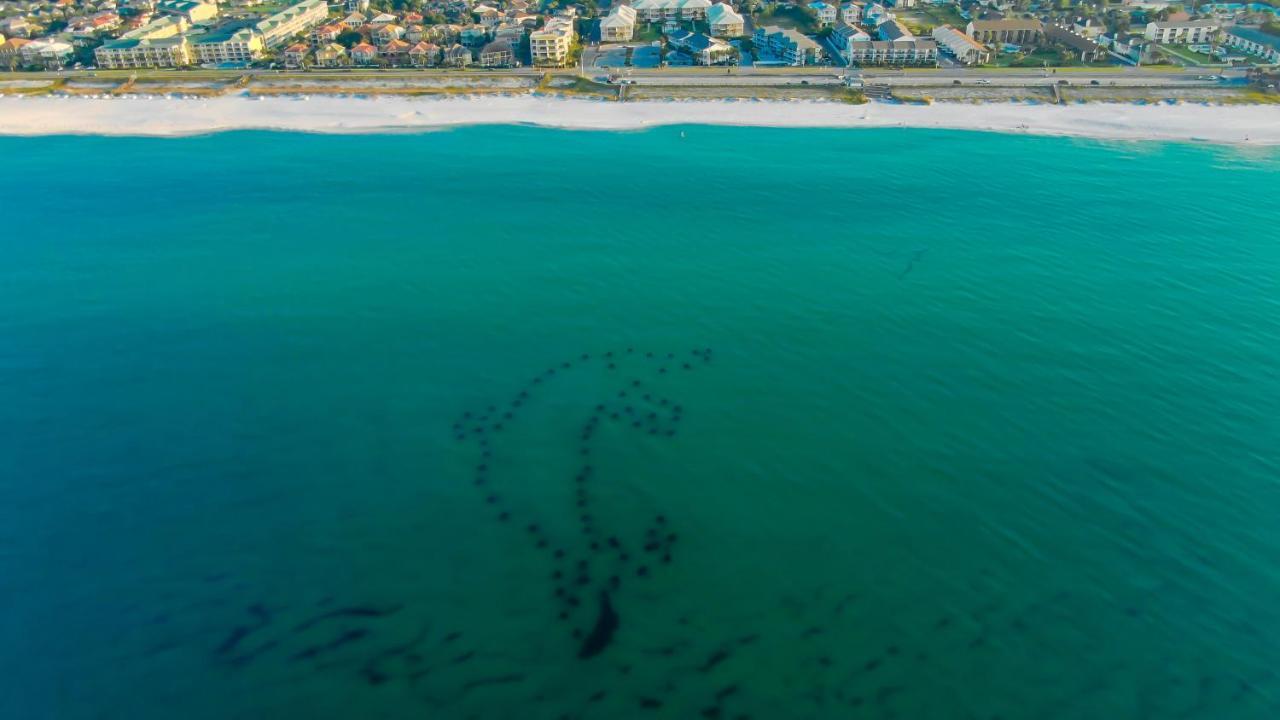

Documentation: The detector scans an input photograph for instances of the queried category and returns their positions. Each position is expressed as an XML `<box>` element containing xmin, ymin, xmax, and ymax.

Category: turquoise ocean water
<box><xmin>2</xmin><ymin>127</ymin><xmax>1279</xmax><ymax>719</ymax></box>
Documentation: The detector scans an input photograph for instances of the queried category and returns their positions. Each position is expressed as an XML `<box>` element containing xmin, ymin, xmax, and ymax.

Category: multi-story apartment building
<box><xmin>965</xmin><ymin>18</ymin><xmax>1043</xmax><ymax>46</ymax></box>
<box><xmin>1143</xmin><ymin>19</ymin><xmax>1219</xmax><ymax>44</ymax></box>
<box><xmin>842</xmin><ymin>37</ymin><xmax>936</xmax><ymax>65</ymax></box>
<box><xmin>530</xmin><ymin>14</ymin><xmax>574</xmax><ymax>66</ymax></box>
<box><xmin>1224</xmin><ymin>26</ymin><xmax>1280</xmax><ymax>62</ymax></box>
<box><xmin>599</xmin><ymin>4</ymin><xmax>636</xmax><ymax>42</ymax></box>
<box><xmin>192</xmin><ymin>25</ymin><xmax>263</xmax><ymax>64</ymax></box>
<box><xmin>752</xmin><ymin>25</ymin><xmax>822</xmax><ymax>65</ymax></box>
<box><xmin>94</xmin><ymin>15</ymin><xmax>193</xmax><ymax>68</ymax></box>
<box><xmin>932</xmin><ymin>24</ymin><xmax>990</xmax><ymax>65</ymax></box>
<box><xmin>254</xmin><ymin>0</ymin><xmax>328</xmax><ymax>49</ymax></box>
<box><xmin>629</xmin><ymin>0</ymin><xmax>712</xmax><ymax>22</ymax></box>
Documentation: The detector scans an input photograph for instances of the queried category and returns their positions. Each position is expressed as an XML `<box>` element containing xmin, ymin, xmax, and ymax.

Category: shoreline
<box><xmin>3</xmin><ymin>94</ymin><xmax>1280</xmax><ymax>145</ymax></box>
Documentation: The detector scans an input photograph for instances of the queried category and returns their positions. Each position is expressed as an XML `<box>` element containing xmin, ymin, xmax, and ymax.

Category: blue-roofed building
<box><xmin>1224</xmin><ymin>25</ymin><xmax>1280</xmax><ymax>62</ymax></box>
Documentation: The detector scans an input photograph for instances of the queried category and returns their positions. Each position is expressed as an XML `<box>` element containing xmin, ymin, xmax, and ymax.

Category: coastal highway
<box><xmin>607</xmin><ymin>66</ymin><xmax>1247</xmax><ymax>88</ymax></box>
<box><xmin>4</xmin><ymin>66</ymin><xmax>1247</xmax><ymax>90</ymax></box>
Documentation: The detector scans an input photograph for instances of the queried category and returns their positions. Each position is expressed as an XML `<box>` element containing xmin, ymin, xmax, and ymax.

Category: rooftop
<box><xmin>1227</xmin><ymin>25</ymin><xmax>1280</xmax><ymax>50</ymax></box>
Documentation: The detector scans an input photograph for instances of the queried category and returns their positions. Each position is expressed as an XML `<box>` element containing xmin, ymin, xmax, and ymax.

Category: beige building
<box><xmin>630</xmin><ymin>0</ymin><xmax>712</xmax><ymax>21</ymax></box>
<box><xmin>94</xmin><ymin>15</ymin><xmax>194</xmax><ymax>68</ymax></box>
<box><xmin>706</xmin><ymin>2</ymin><xmax>743</xmax><ymax>38</ymax></box>
<box><xmin>192</xmin><ymin>26</ymin><xmax>263</xmax><ymax>64</ymax></box>
<box><xmin>530</xmin><ymin>15</ymin><xmax>575</xmax><ymax>66</ymax></box>
<box><xmin>314</xmin><ymin>41</ymin><xmax>347</xmax><ymax>66</ymax></box>
<box><xmin>254</xmin><ymin>0</ymin><xmax>328</xmax><ymax>49</ymax></box>
<box><xmin>156</xmin><ymin>0</ymin><xmax>219</xmax><ymax>24</ymax></box>
<box><xmin>599</xmin><ymin>4</ymin><xmax>636</xmax><ymax>42</ymax></box>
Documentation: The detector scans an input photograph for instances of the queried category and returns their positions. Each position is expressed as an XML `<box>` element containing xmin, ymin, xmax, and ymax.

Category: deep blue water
<box><xmin>2</xmin><ymin>127</ymin><xmax>1279</xmax><ymax>719</ymax></box>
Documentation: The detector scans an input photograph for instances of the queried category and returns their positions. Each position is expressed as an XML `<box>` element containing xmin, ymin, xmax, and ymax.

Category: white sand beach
<box><xmin>2</xmin><ymin>94</ymin><xmax>1279</xmax><ymax>144</ymax></box>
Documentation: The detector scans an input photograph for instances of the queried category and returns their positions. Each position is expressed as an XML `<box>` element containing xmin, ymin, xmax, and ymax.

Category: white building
<box><xmin>254</xmin><ymin>0</ymin><xmax>328</xmax><ymax>49</ymax></box>
<box><xmin>932</xmin><ymin>23</ymin><xmax>990</xmax><ymax>64</ymax></box>
<box><xmin>706</xmin><ymin>2</ymin><xmax>743</xmax><ymax>38</ymax></box>
<box><xmin>94</xmin><ymin>15</ymin><xmax>192</xmax><ymax>68</ymax></box>
<box><xmin>842</xmin><ymin>37</ymin><xmax>935</xmax><ymax>65</ymax></box>
<box><xmin>19</xmin><ymin>37</ymin><xmax>73</xmax><ymax>67</ymax></box>
<box><xmin>192</xmin><ymin>25</ymin><xmax>263</xmax><ymax>64</ymax></box>
<box><xmin>599</xmin><ymin>4</ymin><xmax>636</xmax><ymax>42</ymax></box>
<box><xmin>1224</xmin><ymin>26</ymin><xmax>1280</xmax><ymax>62</ymax></box>
<box><xmin>630</xmin><ymin>0</ymin><xmax>712</xmax><ymax>22</ymax></box>
<box><xmin>1143</xmin><ymin>19</ymin><xmax>1219</xmax><ymax>44</ymax></box>
<box><xmin>839</xmin><ymin>1</ymin><xmax>862</xmax><ymax>25</ymax></box>
<box><xmin>808</xmin><ymin>1</ymin><xmax>837</xmax><ymax>26</ymax></box>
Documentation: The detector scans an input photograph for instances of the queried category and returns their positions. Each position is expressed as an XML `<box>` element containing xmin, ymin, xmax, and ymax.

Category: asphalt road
<box><xmin>3</xmin><ymin>65</ymin><xmax>1250</xmax><ymax>89</ymax></box>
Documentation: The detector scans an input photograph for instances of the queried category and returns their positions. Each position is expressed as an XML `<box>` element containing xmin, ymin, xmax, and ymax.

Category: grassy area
<box><xmin>755</xmin><ymin>6</ymin><xmax>818</xmax><ymax>34</ymax></box>
<box><xmin>1156</xmin><ymin>44</ymin><xmax>1216</xmax><ymax>66</ymax></box>
<box><xmin>633</xmin><ymin>23</ymin><xmax>662</xmax><ymax>42</ymax></box>
<box><xmin>543</xmin><ymin>75</ymin><xmax>618</xmax><ymax>98</ymax></box>
<box><xmin>986</xmin><ymin>49</ymin><xmax>1117</xmax><ymax>69</ymax></box>
<box><xmin>833</xmin><ymin>86</ymin><xmax>867</xmax><ymax>104</ymax></box>
<box><xmin>898</xmin><ymin>5</ymin><xmax>966</xmax><ymax>32</ymax></box>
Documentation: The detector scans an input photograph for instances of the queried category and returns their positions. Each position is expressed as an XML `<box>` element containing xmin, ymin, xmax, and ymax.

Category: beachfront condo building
<box><xmin>1143</xmin><ymin>20</ymin><xmax>1220</xmax><ymax>44</ymax></box>
<box><xmin>753</xmin><ymin>25</ymin><xmax>822</xmax><ymax>65</ymax></box>
<box><xmin>830</xmin><ymin>24</ymin><xmax>870</xmax><ymax>63</ymax></box>
<box><xmin>94</xmin><ymin>15</ymin><xmax>193</xmax><ymax>68</ymax></box>
<box><xmin>18</xmin><ymin>38</ymin><xmax>74</xmax><ymax>69</ymax></box>
<box><xmin>599</xmin><ymin>5</ymin><xmax>637</xmax><ymax>42</ymax></box>
<box><xmin>530</xmin><ymin>15</ymin><xmax>575</xmax><ymax>67</ymax></box>
<box><xmin>192</xmin><ymin>26</ymin><xmax>264</xmax><ymax>64</ymax></box>
<box><xmin>706</xmin><ymin>2</ymin><xmax>744</xmax><ymax>38</ymax></box>
<box><xmin>932</xmin><ymin>24</ymin><xmax>991</xmax><ymax>65</ymax></box>
<box><xmin>841</xmin><ymin>37</ymin><xmax>936</xmax><ymax>65</ymax></box>
<box><xmin>255</xmin><ymin>0</ymin><xmax>329</xmax><ymax>49</ymax></box>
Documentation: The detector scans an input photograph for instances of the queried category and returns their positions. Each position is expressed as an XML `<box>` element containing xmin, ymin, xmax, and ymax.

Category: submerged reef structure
<box><xmin>451</xmin><ymin>346</ymin><xmax>714</xmax><ymax>660</ymax></box>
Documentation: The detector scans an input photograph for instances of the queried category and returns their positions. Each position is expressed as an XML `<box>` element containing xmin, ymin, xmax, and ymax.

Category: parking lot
<box><xmin>588</xmin><ymin>44</ymin><xmax>663</xmax><ymax>70</ymax></box>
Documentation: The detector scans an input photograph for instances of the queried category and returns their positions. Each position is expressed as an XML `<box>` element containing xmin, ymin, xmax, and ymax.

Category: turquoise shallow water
<box><xmin>2</xmin><ymin>127</ymin><xmax>1279</xmax><ymax>719</ymax></box>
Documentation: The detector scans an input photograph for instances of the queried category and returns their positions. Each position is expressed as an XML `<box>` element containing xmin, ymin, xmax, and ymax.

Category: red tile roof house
<box><xmin>409</xmin><ymin>40</ymin><xmax>439</xmax><ymax>66</ymax></box>
<box><xmin>380</xmin><ymin>37</ymin><xmax>410</xmax><ymax>64</ymax></box>
<box><xmin>311</xmin><ymin>23</ymin><xmax>344</xmax><ymax>44</ymax></box>
<box><xmin>351</xmin><ymin>41</ymin><xmax>378</xmax><ymax>64</ymax></box>
<box><xmin>283</xmin><ymin>42</ymin><xmax>309</xmax><ymax>67</ymax></box>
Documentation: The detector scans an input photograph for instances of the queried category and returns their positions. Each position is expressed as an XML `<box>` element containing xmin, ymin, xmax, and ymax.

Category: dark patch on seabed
<box><xmin>201</xmin><ymin>347</ymin><xmax>1276</xmax><ymax>719</ymax></box>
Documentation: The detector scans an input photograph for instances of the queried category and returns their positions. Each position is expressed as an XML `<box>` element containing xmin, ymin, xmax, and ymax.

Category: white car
<box><xmin>976</xmin><ymin>79</ymin><xmax>991</xmax><ymax>85</ymax></box>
